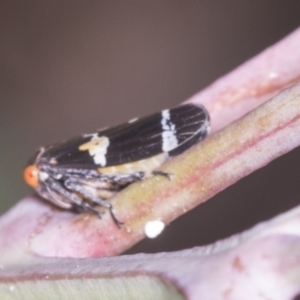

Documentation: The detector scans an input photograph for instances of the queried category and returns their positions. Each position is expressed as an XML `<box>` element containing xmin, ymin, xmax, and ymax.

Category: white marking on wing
<box><xmin>161</xmin><ymin>109</ymin><xmax>178</xmax><ymax>152</ymax></box>
<box><xmin>79</xmin><ymin>136</ymin><xmax>110</xmax><ymax>167</ymax></box>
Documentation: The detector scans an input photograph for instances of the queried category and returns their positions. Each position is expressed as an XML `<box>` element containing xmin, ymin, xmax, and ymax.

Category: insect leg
<box><xmin>75</xmin><ymin>202</ymin><xmax>105</xmax><ymax>219</ymax></box>
<box><xmin>64</xmin><ymin>179</ymin><xmax>124</xmax><ymax>228</ymax></box>
<box><xmin>152</xmin><ymin>170</ymin><xmax>173</xmax><ymax>180</ymax></box>
<box><xmin>57</xmin><ymin>168</ymin><xmax>145</xmax><ymax>182</ymax></box>
<box><xmin>45</xmin><ymin>177</ymin><xmax>105</xmax><ymax>219</ymax></box>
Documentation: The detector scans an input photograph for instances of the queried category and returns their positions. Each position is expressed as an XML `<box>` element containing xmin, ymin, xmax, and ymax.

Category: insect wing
<box><xmin>165</xmin><ymin>104</ymin><xmax>209</xmax><ymax>156</ymax></box>
<box><xmin>41</xmin><ymin>104</ymin><xmax>210</xmax><ymax>169</ymax></box>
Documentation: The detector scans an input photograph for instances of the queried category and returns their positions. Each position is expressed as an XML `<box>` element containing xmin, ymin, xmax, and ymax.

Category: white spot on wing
<box><xmin>144</xmin><ymin>220</ymin><xmax>165</xmax><ymax>238</ymax></box>
<box><xmin>83</xmin><ymin>132</ymin><xmax>99</xmax><ymax>139</ymax></box>
<box><xmin>9</xmin><ymin>285</ymin><xmax>15</xmax><ymax>292</ymax></box>
<box><xmin>79</xmin><ymin>136</ymin><xmax>110</xmax><ymax>167</ymax></box>
<box><xmin>161</xmin><ymin>109</ymin><xmax>178</xmax><ymax>152</ymax></box>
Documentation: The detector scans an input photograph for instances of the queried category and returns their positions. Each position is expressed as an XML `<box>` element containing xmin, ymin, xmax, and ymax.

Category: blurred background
<box><xmin>1</xmin><ymin>1</ymin><xmax>300</xmax><ymax>254</ymax></box>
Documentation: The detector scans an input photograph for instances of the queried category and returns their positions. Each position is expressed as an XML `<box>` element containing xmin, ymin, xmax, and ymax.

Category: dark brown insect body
<box><xmin>24</xmin><ymin>104</ymin><xmax>210</xmax><ymax>227</ymax></box>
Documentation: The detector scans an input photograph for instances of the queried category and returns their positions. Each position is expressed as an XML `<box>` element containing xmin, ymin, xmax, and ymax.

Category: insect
<box><xmin>24</xmin><ymin>103</ymin><xmax>210</xmax><ymax>227</ymax></box>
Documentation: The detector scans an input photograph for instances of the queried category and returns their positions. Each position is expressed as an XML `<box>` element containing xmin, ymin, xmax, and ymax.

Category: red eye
<box><xmin>23</xmin><ymin>165</ymin><xmax>40</xmax><ymax>188</ymax></box>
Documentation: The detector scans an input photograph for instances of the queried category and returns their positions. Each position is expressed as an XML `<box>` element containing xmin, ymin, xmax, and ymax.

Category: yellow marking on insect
<box><xmin>79</xmin><ymin>136</ymin><xmax>109</xmax><ymax>166</ymax></box>
<box><xmin>99</xmin><ymin>153</ymin><xmax>168</xmax><ymax>176</ymax></box>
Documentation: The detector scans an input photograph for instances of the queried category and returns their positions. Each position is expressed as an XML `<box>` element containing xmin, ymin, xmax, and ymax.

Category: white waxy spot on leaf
<box><xmin>144</xmin><ymin>220</ymin><xmax>165</xmax><ymax>238</ymax></box>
